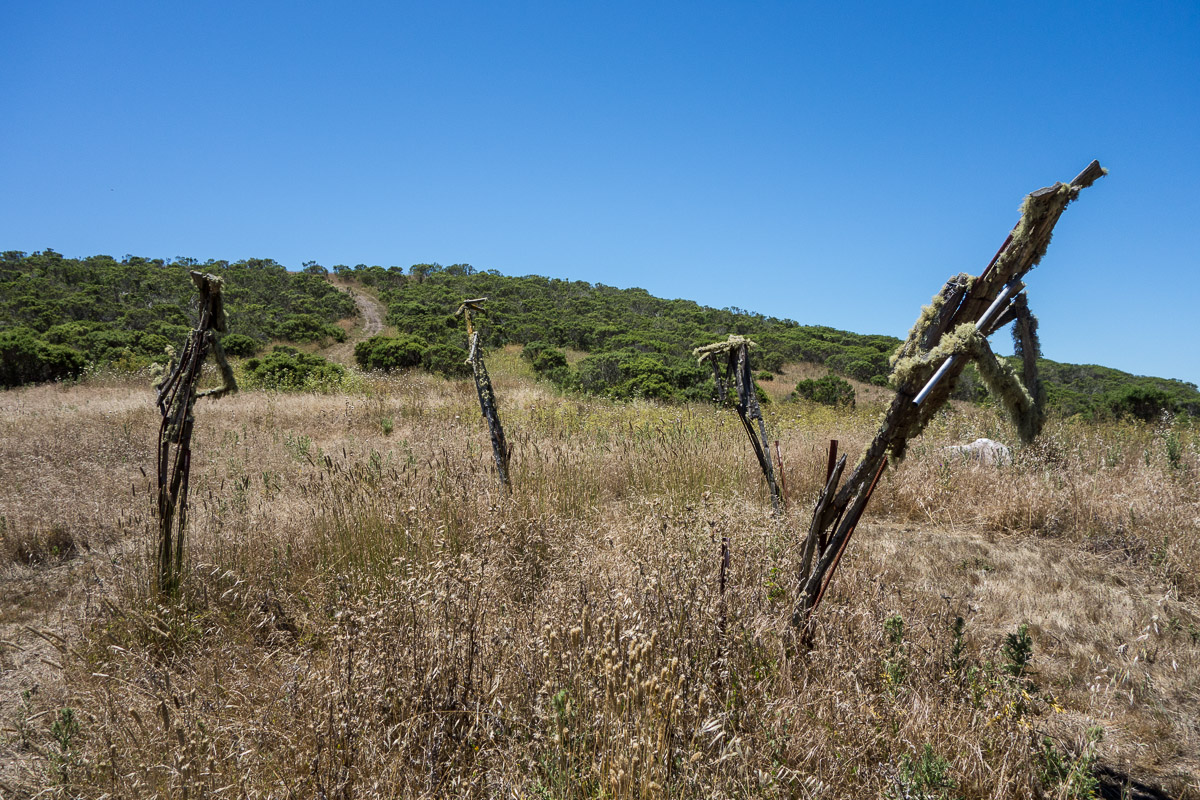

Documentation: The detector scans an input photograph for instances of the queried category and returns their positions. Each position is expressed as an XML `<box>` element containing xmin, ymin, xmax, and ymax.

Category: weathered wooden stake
<box><xmin>792</xmin><ymin>161</ymin><xmax>1107</xmax><ymax>631</ymax></box>
<box><xmin>457</xmin><ymin>298</ymin><xmax>511</xmax><ymax>492</ymax></box>
<box><xmin>774</xmin><ymin>440</ymin><xmax>789</xmax><ymax>510</ymax></box>
<box><xmin>155</xmin><ymin>272</ymin><xmax>237</xmax><ymax>596</ymax></box>
<box><xmin>695</xmin><ymin>335</ymin><xmax>782</xmax><ymax>512</ymax></box>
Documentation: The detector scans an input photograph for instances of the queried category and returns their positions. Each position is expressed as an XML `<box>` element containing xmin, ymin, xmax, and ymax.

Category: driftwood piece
<box><xmin>792</xmin><ymin>161</ymin><xmax>1106</xmax><ymax>629</ymax></box>
<box><xmin>457</xmin><ymin>299</ymin><xmax>511</xmax><ymax>492</ymax></box>
<box><xmin>154</xmin><ymin>271</ymin><xmax>237</xmax><ymax>596</ymax></box>
<box><xmin>695</xmin><ymin>335</ymin><xmax>781</xmax><ymax>511</ymax></box>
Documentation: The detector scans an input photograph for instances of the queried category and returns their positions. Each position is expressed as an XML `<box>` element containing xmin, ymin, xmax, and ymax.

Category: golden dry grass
<box><xmin>1</xmin><ymin>361</ymin><xmax>1197</xmax><ymax>798</ymax></box>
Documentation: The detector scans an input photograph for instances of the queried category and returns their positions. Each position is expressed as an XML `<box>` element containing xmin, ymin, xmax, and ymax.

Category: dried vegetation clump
<box><xmin>1</xmin><ymin>357</ymin><xmax>1198</xmax><ymax>798</ymax></box>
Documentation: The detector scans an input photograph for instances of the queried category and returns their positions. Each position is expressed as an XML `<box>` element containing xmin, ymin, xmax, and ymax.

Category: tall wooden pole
<box><xmin>457</xmin><ymin>298</ymin><xmax>512</xmax><ymax>492</ymax></box>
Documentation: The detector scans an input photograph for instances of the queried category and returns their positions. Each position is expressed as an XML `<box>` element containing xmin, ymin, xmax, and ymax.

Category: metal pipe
<box><xmin>912</xmin><ymin>280</ymin><xmax>1023</xmax><ymax>406</ymax></box>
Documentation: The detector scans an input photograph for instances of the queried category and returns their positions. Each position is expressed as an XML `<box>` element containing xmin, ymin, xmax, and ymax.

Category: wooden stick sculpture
<box><xmin>792</xmin><ymin>160</ymin><xmax>1107</xmax><ymax>630</ymax></box>
<box><xmin>154</xmin><ymin>271</ymin><xmax>237</xmax><ymax>596</ymax></box>
<box><xmin>457</xmin><ymin>298</ymin><xmax>512</xmax><ymax>492</ymax></box>
<box><xmin>695</xmin><ymin>335</ymin><xmax>781</xmax><ymax>511</ymax></box>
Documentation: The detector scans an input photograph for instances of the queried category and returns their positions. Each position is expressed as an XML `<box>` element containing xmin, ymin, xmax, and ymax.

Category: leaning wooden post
<box><xmin>154</xmin><ymin>271</ymin><xmax>237</xmax><ymax>597</ymax></box>
<box><xmin>457</xmin><ymin>298</ymin><xmax>512</xmax><ymax>493</ymax></box>
<box><xmin>695</xmin><ymin>335</ymin><xmax>781</xmax><ymax>512</ymax></box>
<box><xmin>792</xmin><ymin>161</ymin><xmax>1107</xmax><ymax>632</ymax></box>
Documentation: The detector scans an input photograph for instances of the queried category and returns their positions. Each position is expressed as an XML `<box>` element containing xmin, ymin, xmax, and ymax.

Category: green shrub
<box><xmin>530</xmin><ymin>346</ymin><xmax>569</xmax><ymax>383</ymax></box>
<box><xmin>220</xmin><ymin>333</ymin><xmax>260</xmax><ymax>357</ymax></box>
<box><xmin>244</xmin><ymin>346</ymin><xmax>346</xmax><ymax>391</ymax></box>
<box><xmin>275</xmin><ymin>313</ymin><xmax>346</xmax><ymax>343</ymax></box>
<box><xmin>1038</xmin><ymin>726</ymin><xmax>1102</xmax><ymax>800</ymax></box>
<box><xmin>0</xmin><ymin>328</ymin><xmax>87</xmax><ymax>388</ymax></box>
<box><xmin>575</xmin><ymin>349</ymin><xmax>705</xmax><ymax>402</ymax></box>
<box><xmin>795</xmin><ymin>373</ymin><xmax>856</xmax><ymax>407</ymax></box>
<box><xmin>889</xmin><ymin>744</ymin><xmax>957</xmax><ymax>800</ymax></box>
<box><xmin>1102</xmin><ymin>385</ymin><xmax>1177</xmax><ymax>422</ymax></box>
<box><xmin>521</xmin><ymin>341</ymin><xmax>554</xmax><ymax>362</ymax></box>
<box><xmin>136</xmin><ymin>332</ymin><xmax>173</xmax><ymax>357</ymax></box>
<box><xmin>1001</xmin><ymin>622</ymin><xmax>1034</xmax><ymax>681</ymax></box>
<box><xmin>354</xmin><ymin>334</ymin><xmax>427</xmax><ymax>372</ymax></box>
<box><xmin>422</xmin><ymin>343</ymin><xmax>472</xmax><ymax>379</ymax></box>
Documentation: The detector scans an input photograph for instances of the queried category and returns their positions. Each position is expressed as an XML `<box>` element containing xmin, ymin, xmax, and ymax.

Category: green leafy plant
<box><xmin>422</xmin><ymin>343</ymin><xmax>472</xmax><ymax>379</ymax></box>
<box><xmin>245</xmin><ymin>346</ymin><xmax>347</xmax><ymax>391</ymax></box>
<box><xmin>1165</xmin><ymin>430</ymin><xmax>1183</xmax><ymax>470</ymax></box>
<box><xmin>795</xmin><ymin>373</ymin><xmax>856</xmax><ymax>407</ymax></box>
<box><xmin>948</xmin><ymin>615</ymin><xmax>968</xmax><ymax>675</ymax></box>
<box><xmin>0</xmin><ymin>327</ymin><xmax>87</xmax><ymax>388</ymax></box>
<box><xmin>0</xmin><ymin>251</ymin><xmax>357</xmax><ymax>386</ymax></box>
<box><xmin>50</xmin><ymin>707</ymin><xmax>80</xmax><ymax>784</ymax></box>
<box><xmin>889</xmin><ymin>744</ymin><xmax>958</xmax><ymax>800</ymax></box>
<box><xmin>1038</xmin><ymin>726</ymin><xmax>1103</xmax><ymax>799</ymax></box>
<box><xmin>220</xmin><ymin>332</ymin><xmax>261</xmax><ymax>357</ymax></box>
<box><xmin>1001</xmin><ymin>622</ymin><xmax>1034</xmax><ymax>681</ymax></box>
<box><xmin>883</xmin><ymin>613</ymin><xmax>908</xmax><ymax>687</ymax></box>
<box><xmin>354</xmin><ymin>334</ymin><xmax>427</xmax><ymax>372</ymax></box>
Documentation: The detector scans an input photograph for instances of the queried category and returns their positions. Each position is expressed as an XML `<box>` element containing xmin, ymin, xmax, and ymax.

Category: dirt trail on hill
<box><xmin>322</xmin><ymin>281</ymin><xmax>388</xmax><ymax>366</ymax></box>
<box><xmin>348</xmin><ymin>286</ymin><xmax>385</xmax><ymax>338</ymax></box>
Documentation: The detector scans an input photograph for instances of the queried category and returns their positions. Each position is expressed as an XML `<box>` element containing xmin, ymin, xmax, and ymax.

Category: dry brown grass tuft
<box><xmin>0</xmin><ymin>364</ymin><xmax>1197</xmax><ymax>798</ymax></box>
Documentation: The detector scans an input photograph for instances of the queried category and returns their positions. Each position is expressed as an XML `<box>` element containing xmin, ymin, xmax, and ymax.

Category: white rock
<box><xmin>943</xmin><ymin>437</ymin><xmax>1012</xmax><ymax>466</ymax></box>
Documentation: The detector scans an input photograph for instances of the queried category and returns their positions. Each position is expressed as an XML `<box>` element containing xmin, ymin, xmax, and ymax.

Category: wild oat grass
<box><xmin>0</xmin><ymin>365</ymin><xmax>1197</xmax><ymax>798</ymax></box>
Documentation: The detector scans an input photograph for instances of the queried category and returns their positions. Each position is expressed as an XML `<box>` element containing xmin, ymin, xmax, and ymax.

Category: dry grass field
<box><xmin>1</xmin><ymin>350</ymin><xmax>1198</xmax><ymax>798</ymax></box>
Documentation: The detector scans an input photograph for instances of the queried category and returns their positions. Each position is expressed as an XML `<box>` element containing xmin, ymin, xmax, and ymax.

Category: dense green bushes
<box><xmin>354</xmin><ymin>334</ymin><xmax>428</xmax><ymax>372</ymax></box>
<box><xmin>353</xmin><ymin>334</ymin><xmax>472</xmax><ymax>379</ymax></box>
<box><xmin>243</xmin><ymin>347</ymin><xmax>347</xmax><ymax>391</ymax></box>
<box><xmin>341</xmin><ymin>264</ymin><xmax>859</xmax><ymax>401</ymax></box>
<box><xmin>220</xmin><ymin>334</ymin><xmax>260</xmax><ymax>357</ymax></box>
<box><xmin>521</xmin><ymin>341</ymin><xmax>571</xmax><ymax>386</ymax></box>
<box><xmin>0</xmin><ymin>327</ymin><xmax>87</xmax><ymax>388</ymax></box>
<box><xmin>1100</xmin><ymin>385</ymin><xmax>1178</xmax><ymax>422</ymax></box>
<box><xmin>350</xmin><ymin>264</ymin><xmax>1200</xmax><ymax>412</ymax></box>
<box><xmin>794</xmin><ymin>373</ymin><xmax>856</xmax><ymax>407</ymax></box>
<box><xmin>275</xmin><ymin>313</ymin><xmax>346</xmax><ymax>343</ymax></box>
<box><xmin>6</xmin><ymin>251</ymin><xmax>1197</xmax><ymax>414</ymax></box>
<box><xmin>1039</xmin><ymin>360</ymin><xmax>1199</xmax><ymax>418</ymax></box>
<box><xmin>422</xmin><ymin>343</ymin><xmax>472</xmax><ymax>379</ymax></box>
<box><xmin>0</xmin><ymin>250</ymin><xmax>356</xmax><ymax>387</ymax></box>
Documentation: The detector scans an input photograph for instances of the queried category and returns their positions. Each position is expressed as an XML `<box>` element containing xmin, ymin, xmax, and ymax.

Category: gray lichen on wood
<box><xmin>458</xmin><ymin>298</ymin><xmax>511</xmax><ymax>492</ymax></box>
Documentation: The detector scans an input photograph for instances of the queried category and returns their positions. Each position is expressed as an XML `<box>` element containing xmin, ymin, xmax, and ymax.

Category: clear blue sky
<box><xmin>3</xmin><ymin>1</ymin><xmax>1198</xmax><ymax>384</ymax></box>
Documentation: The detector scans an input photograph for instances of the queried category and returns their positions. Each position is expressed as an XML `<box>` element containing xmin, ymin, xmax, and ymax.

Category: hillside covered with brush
<box><xmin>0</xmin><ymin>250</ymin><xmax>354</xmax><ymax>387</ymax></box>
<box><xmin>348</xmin><ymin>261</ymin><xmax>1200</xmax><ymax>419</ymax></box>
<box><xmin>2</xmin><ymin>251</ymin><xmax>1198</xmax><ymax>422</ymax></box>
